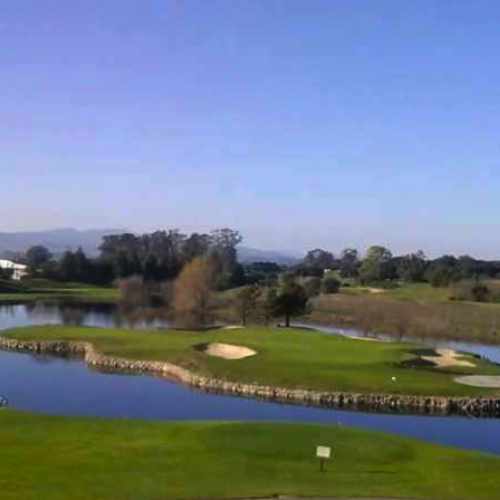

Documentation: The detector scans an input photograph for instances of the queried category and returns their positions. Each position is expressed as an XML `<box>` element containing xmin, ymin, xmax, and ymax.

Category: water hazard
<box><xmin>0</xmin><ymin>302</ymin><xmax>499</xmax><ymax>455</ymax></box>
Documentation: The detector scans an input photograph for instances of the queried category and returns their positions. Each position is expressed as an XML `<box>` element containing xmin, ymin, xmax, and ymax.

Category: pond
<box><xmin>0</xmin><ymin>301</ymin><xmax>171</xmax><ymax>330</ymax></box>
<box><xmin>1</xmin><ymin>348</ymin><xmax>500</xmax><ymax>455</ymax></box>
<box><xmin>1</xmin><ymin>301</ymin><xmax>500</xmax><ymax>455</ymax></box>
<box><xmin>3</xmin><ymin>302</ymin><xmax>499</xmax><ymax>363</ymax></box>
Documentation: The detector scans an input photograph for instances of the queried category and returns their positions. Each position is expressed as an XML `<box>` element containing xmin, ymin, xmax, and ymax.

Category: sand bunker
<box><xmin>223</xmin><ymin>325</ymin><xmax>244</xmax><ymax>330</ymax></box>
<box><xmin>422</xmin><ymin>348</ymin><xmax>476</xmax><ymax>368</ymax></box>
<box><xmin>345</xmin><ymin>335</ymin><xmax>382</xmax><ymax>342</ymax></box>
<box><xmin>454</xmin><ymin>375</ymin><xmax>500</xmax><ymax>388</ymax></box>
<box><xmin>204</xmin><ymin>343</ymin><xmax>257</xmax><ymax>360</ymax></box>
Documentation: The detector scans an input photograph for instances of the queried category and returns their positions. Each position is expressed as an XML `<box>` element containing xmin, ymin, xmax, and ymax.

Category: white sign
<box><xmin>316</xmin><ymin>446</ymin><xmax>331</xmax><ymax>459</ymax></box>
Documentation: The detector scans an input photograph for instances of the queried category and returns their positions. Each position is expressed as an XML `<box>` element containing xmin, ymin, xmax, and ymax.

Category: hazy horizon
<box><xmin>4</xmin><ymin>1</ymin><xmax>500</xmax><ymax>258</ymax></box>
<box><xmin>1</xmin><ymin>226</ymin><xmax>499</xmax><ymax>261</ymax></box>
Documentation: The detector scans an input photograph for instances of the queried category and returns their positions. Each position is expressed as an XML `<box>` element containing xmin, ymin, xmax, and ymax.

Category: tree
<box><xmin>209</xmin><ymin>228</ymin><xmax>243</xmax><ymax>289</ymax></box>
<box><xmin>119</xmin><ymin>275</ymin><xmax>149</xmax><ymax>309</ymax></box>
<box><xmin>261</xmin><ymin>287</ymin><xmax>278</xmax><ymax>326</ymax></box>
<box><xmin>182</xmin><ymin>233</ymin><xmax>211</xmax><ymax>263</ymax></box>
<box><xmin>303</xmin><ymin>249</ymin><xmax>335</xmax><ymax>271</ymax></box>
<box><xmin>233</xmin><ymin>285</ymin><xmax>261</xmax><ymax>326</ymax></box>
<box><xmin>303</xmin><ymin>277</ymin><xmax>322</xmax><ymax>298</ymax></box>
<box><xmin>322</xmin><ymin>276</ymin><xmax>340</xmax><ymax>294</ymax></box>
<box><xmin>59</xmin><ymin>251</ymin><xmax>78</xmax><ymax>282</ymax></box>
<box><xmin>73</xmin><ymin>247</ymin><xmax>92</xmax><ymax>282</ymax></box>
<box><xmin>426</xmin><ymin>256</ymin><xmax>460</xmax><ymax>287</ymax></box>
<box><xmin>396</xmin><ymin>251</ymin><xmax>427</xmax><ymax>282</ymax></box>
<box><xmin>25</xmin><ymin>245</ymin><xmax>52</xmax><ymax>273</ymax></box>
<box><xmin>173</xmin><ymin>257</ymin><xmax>215</xmax><ymax>329</ymax></box>
<box><xmin>143</xmin><ymin>254</ymin><xmax>159</xmax><ymax>282</ymax></box>
<box><xmin>244</xmin><ymin>262</ymin><xmax>281</xmax><ymax>285</ymax></box>
<box><xmin>339</xmin><ymin>248</ymin><xmax>359</xmax><ymax>278</ymax></box>
<box><xmin>359</xmin><ymin>246</ymin><xmax>393</xmax><ymax>284</ymax></box>
<box><xmin>272</xmin><ymin>281</ymin><xmax>308</xmax><ymax>327</ymax></box>
<box><xmin>471</xmin><ymin>282</ymin><xmax>490</xmax><ymax>302</ymax></box>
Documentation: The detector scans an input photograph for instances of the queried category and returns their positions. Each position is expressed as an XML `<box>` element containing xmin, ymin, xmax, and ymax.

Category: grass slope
<box><xmin>4</xmin><ymin>325</ymin><xmax>500</xmax><ymax>397</ymax></box>
<box><xmin>0</xmin><ymin>411</ymin><xmax>499</xmax><ymax>500</ymax></box>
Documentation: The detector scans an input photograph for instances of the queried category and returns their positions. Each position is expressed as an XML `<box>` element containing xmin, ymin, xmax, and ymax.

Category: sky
<box><xmin>2</xmin><ymin>1</ymin><xmax>500</xmax><ymax>258</ymax></box>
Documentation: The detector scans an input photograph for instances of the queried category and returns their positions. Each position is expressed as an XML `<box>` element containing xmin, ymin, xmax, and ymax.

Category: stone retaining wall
<box><xmin>1</xmin><ymin>337</ymin><xmax>499</xmax><ymax>418</ymax></box>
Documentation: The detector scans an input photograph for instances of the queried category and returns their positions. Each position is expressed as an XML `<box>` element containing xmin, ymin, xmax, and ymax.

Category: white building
<box><xmin>0</xmin><ymin>259</ymin><xmax>28</xmax><ymax>281</ymax></box>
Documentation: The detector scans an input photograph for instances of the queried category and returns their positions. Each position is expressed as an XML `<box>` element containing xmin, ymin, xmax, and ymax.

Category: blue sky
<box><xmin>2</xmin><ymin>1</ymin><xmax>500</xmax><ymax>257</ymax></box>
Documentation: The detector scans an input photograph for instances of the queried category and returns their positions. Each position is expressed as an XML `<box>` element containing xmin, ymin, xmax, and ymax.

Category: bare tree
<box><xmin>173</xmin><ymin>257</ymin><xmax>215</xmax><ymax>329</ymax></box>
<box><xmin>233</xmin><ymin>285</ymin><xmax>261</xmax><ymax>326</ymax></box>
<box><xmin>119</xmin><ymin>275</ymin><xmax>148</xmax><ymax>310</ymax></box>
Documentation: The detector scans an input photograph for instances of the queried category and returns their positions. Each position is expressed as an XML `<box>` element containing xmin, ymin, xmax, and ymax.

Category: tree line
<box><xmin>21</xmin><ymin>228</ymin><xmax>248</xmax><ymax>289</ymax></box>
<box><xmin>19</xmin><ymin>235</ymin><xmax>500</xmax><ymax>291</ymax></box>
<box><xmin>295</xmin><ymin>246</ymin><xmax>500</xmax><ymax>288</ymax></box>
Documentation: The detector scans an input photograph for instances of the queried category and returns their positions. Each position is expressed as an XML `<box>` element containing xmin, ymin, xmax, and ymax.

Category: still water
<box><xmin>0</xmin><ymin>302</ymin><xmax>499</xmax><ymax>455</ymax></box>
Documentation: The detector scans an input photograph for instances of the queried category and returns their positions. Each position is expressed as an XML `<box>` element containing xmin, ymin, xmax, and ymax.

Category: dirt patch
<box><xmin>454</xmin><ymin>375</ymin><xmax>500</xmax><ymax>388</ymax></box>
<box><xmin>422</xmin><ymin>348</ymin><xmax>476</xmax><ymax>368</ymax></box>
<box><xmin>203</xmin><ymin>342</ymin><xmax>257</xmax><ymax>360</ymax></box>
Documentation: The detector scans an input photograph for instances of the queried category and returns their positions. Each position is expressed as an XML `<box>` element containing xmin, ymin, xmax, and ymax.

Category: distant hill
<box><xmin>0</xmin><ymin>229</ymin><xmax>301</xmax><ymax>265</ymax></box>
<box><xmin>237</xmin><ymin>246</ymin><xmax>301</xmax><ymax>266</ymax></box>
<box><xmin>0</xmin><ymin>228</ymin><xmax>123</xmax><ymax>257</ymax></box>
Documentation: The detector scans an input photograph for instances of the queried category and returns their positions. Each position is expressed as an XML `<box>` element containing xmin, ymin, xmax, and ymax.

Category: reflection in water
<box><xmin>0</xmin><ymin>302</ymin><xmax>171</xmax><ymax>331</ymax></box>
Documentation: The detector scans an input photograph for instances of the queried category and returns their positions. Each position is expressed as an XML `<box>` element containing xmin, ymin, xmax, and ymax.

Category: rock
<box><xmin>0</xmin><ymin>336</ymin><xmax>499</xmax><ymax>418</ymax></box>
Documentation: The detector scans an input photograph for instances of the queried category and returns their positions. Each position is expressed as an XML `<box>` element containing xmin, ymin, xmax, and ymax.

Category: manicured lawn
<box><xmin>0</xmin><ymin>411</ymin><xmax>498</xmax><ymax>500</ymax></box>
<box><xmin>4</xmin><ymin>325</ymin><xmax>500</xmax><ymax>397</ymax></box>
<box><xmin>0</xmin><ymin>281</ymin><xmax>119</xmax><ymax>304</ymax></box>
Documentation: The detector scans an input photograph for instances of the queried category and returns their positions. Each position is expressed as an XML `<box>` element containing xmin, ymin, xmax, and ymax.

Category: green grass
<box><xmin>0</xmin><ymin>411</ymin><xmax>498</xmax><ymax>500</ymax></box>
<box><xmin>340</xmin><ymin>283</ymin><xmax>454</xmax><ymax>302</ymax></box>
<box><xmin>0</xmin><ymin>280</ymin><xmax>119</xmax><ymax>304</ymax></box>
<box><xmin>5</xmin><ymin>325</ymin><xmax>500</xmax><ymax>397</ymax></box>
<box><xmin>384</xmin><ymin>283</ymin><xmax>453</xmax><ymax>303</ymax></box>
<box><xmin>343</xmin><ymin>281</ymin><xmax>500</xmax><ymax>304</ymax></box>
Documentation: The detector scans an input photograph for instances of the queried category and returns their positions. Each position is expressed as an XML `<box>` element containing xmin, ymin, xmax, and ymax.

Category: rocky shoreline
<box><xmin>1</xmin><ymin>337</ymin><xmax>499</xmax><ymax>418</ymax></box>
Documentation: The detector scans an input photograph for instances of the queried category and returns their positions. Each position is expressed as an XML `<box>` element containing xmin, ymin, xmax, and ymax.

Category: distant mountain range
<box><xmin>0</xmin><ymin>228</ymin><xmax>123</xmax><ymax>257</ymax></box>
<box><xmin>0</xmin><ymin>229</ymin><xmax>301</xmax><ymax>265</ymax></box>
<box><xmin>237</xmin><ymin>246</ymin><xmax>301</xmax><ymax>265</ymax></box>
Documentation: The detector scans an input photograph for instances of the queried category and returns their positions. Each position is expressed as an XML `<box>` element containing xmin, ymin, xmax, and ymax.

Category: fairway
<box><xmin>4</xmin><ymin>325</ymin><xmax>500</xmax><ymax>397</ymax></box>
<box><xmin>0</xmin><ymin>411</ymin><xmax>498</xmax><ymax>500</ymax></box>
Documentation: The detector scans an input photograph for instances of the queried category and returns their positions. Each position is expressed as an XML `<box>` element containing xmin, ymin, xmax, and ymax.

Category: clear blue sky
<box><xmin>2</xmin><ymin>1</ymin><xmax>500</xmax><ymax>257</ymax></box>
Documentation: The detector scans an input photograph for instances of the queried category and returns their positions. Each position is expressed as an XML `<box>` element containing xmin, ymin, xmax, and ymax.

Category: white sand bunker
<box><xmin>422</xmin><ymin>348</ymin><xmax>476</xmax><ymax>368</ymax></box>
<box><xmin>346</xmin><ymin>335</ymin><xmax>382</xmax><ymax>342</ymax></box>
<box><xmin>223</xmin><ymin>325</ymin><xmax>244</xmax><ymax>330</ymax></box>
<box><xmin>455</xmin><ymin>376</ymin><xmax>500</xmax><ymax>388</ymax></box>
<box><xmin>204</xmin><ymin>343</ymin><xmax>257</xmax><ymax>360</ymax></box>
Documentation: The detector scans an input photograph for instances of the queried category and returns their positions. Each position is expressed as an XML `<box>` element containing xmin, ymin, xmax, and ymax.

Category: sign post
<box><xmin>316</xmin><ymin>446</ymin><xmax>331</xmax><ymax>472</ymax></box>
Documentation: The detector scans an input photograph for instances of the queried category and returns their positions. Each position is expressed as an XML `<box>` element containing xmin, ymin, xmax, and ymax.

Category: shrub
<box><xmin>471</xmin><ymin>283</ymin><xmax>490</xmax><ymax>302</ymax></box>
<box><xmin>449</xmin><ymin>280</ymin><xmax>491</xmax><ymax>303</ymax></box>
<box><xmin>322</xmin><ymin>276</ymin><xmax>340</xmax><ymax>294</ymax></box>
<box><xmin>303</xmin><ymin>277</ymin><xmax>322</xmax><ymax>298</ymax></box>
